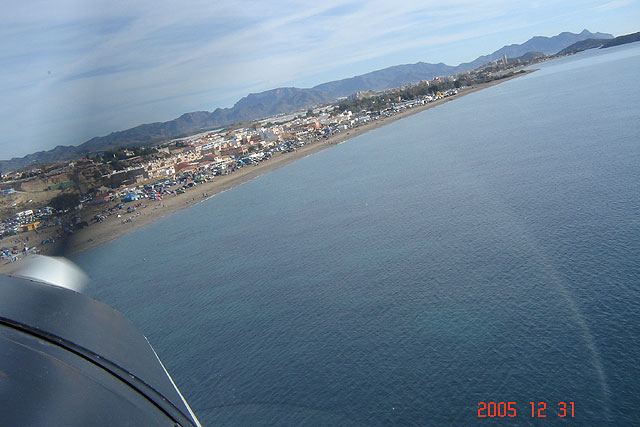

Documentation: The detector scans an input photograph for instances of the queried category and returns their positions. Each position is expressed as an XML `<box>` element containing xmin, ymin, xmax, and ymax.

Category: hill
<box><xmin>602</xmin><ymin>31</ymin><xmax>640</xmax><ymax>48</ymax></box>
<box><xmin>557</xmin><ymin>38</ymin><xmax>610</xmax><ymax>55</ymax></box>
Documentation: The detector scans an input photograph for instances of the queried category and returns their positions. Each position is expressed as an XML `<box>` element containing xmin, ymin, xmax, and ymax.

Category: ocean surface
<box><xmin>76</xmin><ymin>43</ymin><xmax>640</xmax><ymax>426</ymax></box>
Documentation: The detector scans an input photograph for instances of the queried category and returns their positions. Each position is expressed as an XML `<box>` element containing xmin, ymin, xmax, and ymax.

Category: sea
<box><xmin>75</xmin><ymin>42</ymin><xmax>640</xmax><ymax>426</ymax></box>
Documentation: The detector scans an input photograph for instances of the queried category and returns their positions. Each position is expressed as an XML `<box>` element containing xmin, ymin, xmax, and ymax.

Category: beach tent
<box><xmin>122</xmin><ymin>193</ymin><xmax>140</xmax><ymax>202</ymax></box>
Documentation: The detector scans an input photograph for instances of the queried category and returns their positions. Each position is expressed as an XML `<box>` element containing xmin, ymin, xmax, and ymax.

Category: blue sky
<box><xmin>1</xmin><ymin>0</ymin><xmax>638</xmax><ymax>160</ymax></box>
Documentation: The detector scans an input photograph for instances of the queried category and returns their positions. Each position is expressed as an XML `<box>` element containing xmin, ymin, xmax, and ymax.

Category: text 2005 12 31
<box><xmin>477</xmin><ymin>401</ymin><xmax>575</xmax><ymax>418</ymax></box>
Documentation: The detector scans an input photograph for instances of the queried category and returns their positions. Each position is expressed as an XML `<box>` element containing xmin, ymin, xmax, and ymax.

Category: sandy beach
<box><xmin>0</xmin><ymin>70</ymin><xmax>533</xmax><ymax>274</ymax></box>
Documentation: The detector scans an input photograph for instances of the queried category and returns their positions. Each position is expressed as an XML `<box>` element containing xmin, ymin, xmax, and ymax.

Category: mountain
<box><xmin>447</xmin><ymin>29</ymin><xmax>612</xmax><ymax>71</ymax></box>
<box><xmin>312</xmin><ymin>62</ymin><xmax>458</xmax><ymax>98</ymax></box>
<box><xmin>0</xmin><ymin>30</ymin><xmax>613</xmax><ymax>173</ymax></box>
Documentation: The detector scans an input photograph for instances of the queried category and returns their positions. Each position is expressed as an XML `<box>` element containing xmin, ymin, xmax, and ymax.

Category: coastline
<box><xmin>0</xmin><ymin>69</ymin><xmax>533</xmax><ymax>274</ymax></box>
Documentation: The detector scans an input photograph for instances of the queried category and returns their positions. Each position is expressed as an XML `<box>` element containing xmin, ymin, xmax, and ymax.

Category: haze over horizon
<box><xmin>2</xmin><ymin>0</ymin><xmax>639</xmax><ymax>159</ymax></box>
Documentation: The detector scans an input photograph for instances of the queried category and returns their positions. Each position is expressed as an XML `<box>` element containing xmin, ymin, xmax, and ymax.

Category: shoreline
<box><xmin>0</xmin><ymin>69</ymin><xmax>533</xmax><ymax>274</ymax></box>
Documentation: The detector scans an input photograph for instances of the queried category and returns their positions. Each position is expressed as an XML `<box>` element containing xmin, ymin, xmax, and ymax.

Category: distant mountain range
<box><xmin>0</xmin><ymin>29</ymin><xmax>615</xmax><ymax>172</ymax></box>
<box><xmin>299</xmin><ymin>29</ymin><xmax>614</xmax><ymax>97</ymax></box>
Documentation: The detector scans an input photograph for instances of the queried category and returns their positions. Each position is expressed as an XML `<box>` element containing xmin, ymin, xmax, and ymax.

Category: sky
<box><xmin>1</xmin><ymin>0</ymin><xmax>638</xmax><ymax>160</ymax></box>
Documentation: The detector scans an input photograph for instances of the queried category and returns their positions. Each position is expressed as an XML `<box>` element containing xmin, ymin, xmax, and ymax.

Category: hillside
<box><xmin>602</xmin><ymin>31</ymin><xmax>640</xmax><ymax>48</ymax></box>
<box><xmin>557</xmin><ymin>38</ymin><xmax>610</xmax><ymax>55</ymax></box>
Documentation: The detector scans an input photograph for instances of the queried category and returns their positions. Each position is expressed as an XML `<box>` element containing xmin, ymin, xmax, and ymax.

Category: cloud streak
<box><xmin>595</xmin><ymin>0</ymin><xmax>634</xmax><ymax>11</ymax></box>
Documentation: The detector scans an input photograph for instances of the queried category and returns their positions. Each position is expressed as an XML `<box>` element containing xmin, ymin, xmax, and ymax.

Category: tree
<box><xmin>49</xmin><ymin>193</ymin><xmax>80</xmax><ymax>212</ymax></box>
<box><xmin>111</xmin><ymin>160</ymin><xmax>124</xmax><ymax>171</ymax></box>
<box><xmin>93</xmin><ymin>169</ymin><xmax>104</xmax><ymax>181</ymax></box>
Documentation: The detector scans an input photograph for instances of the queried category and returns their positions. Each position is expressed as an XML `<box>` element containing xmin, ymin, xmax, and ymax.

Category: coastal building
<box><xmin>318</xmin><ymin>113</ymin><xmax>331</xmax><ymax>125</ymax></box>
<box><xmin>88</xmin><ymin>192</ymin><xmax>112</xmax><ymax>205</ymax></box>
<box><xmin>220</xmin><ymin>146</ymin><xmax>248</xmax><ymax>159</ymax></box>
<box><xmin>21</xmin><ymin>222</ymin><xmax>40</xmax><ymax>232</ymax></box>
<box><xmin>14</xmin><ymin>210</ymin><xmax>34</xmax><ymax>219</ymax></box>
<box><xmin>144</xmin><ymin>164</ymin><xmax>175</xmax><ymax>180</ymax></box>
<box><xmin>104</xmin><ymin>167</ymin><xmax>145</xmax><ymax>188</ymax></box>
<box><xmin>259</xmin><ymin>127</ymin><xmax>280</xmax><ymax>142</ymax></box>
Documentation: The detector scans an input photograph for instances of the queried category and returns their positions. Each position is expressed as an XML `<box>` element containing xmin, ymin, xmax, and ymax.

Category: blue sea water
<box><xmin>76</xmin><ymin>43</ymin><xmax>640</xmax><ymax>426</ymax></box>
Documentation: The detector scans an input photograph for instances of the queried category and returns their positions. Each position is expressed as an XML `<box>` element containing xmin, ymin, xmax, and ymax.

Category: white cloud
<box><xmin>595</xmin><ymin>0</ymin><xmax>633</xmax><ymax>11</ymax></box>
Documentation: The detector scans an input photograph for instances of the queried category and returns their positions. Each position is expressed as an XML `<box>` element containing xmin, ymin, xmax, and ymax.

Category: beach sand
<box><xmin>0</xmin><ymin>70</ymin><xmax>533</xmax><ymax>274</ymax></box>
